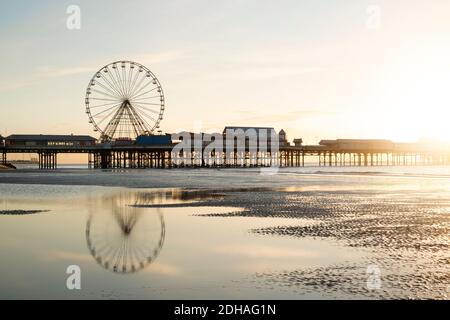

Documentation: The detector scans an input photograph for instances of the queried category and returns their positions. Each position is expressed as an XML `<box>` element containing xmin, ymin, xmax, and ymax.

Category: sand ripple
<box><xmin>174</xmin><ymin>188</ymin><xmax>450</xmax><ymax>299</ymax></box>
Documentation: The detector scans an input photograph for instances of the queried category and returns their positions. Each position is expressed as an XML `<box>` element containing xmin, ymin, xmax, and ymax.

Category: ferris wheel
<box><xmin>85</xmin><ymin>61</ymin><xmax>165</xmax><ymax>141</ymax></box>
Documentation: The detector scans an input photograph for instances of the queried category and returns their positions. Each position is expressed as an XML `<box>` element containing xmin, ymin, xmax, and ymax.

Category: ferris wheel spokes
<box><xmin>85</xmin><ymin>61</ymin><xmax>165</xmax><ymax>140</ymax></box>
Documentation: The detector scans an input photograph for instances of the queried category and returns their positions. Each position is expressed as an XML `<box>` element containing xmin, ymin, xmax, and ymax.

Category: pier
<box><xmin>1</xmin><ymin>143</ymin><xmax>449</xmax><ymax>169</ymax></box>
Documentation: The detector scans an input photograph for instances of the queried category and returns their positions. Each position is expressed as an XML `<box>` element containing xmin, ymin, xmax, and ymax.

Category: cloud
<box><xmin>203</xmin><ymin>44</ymin><xmax>326</xmax><ymax>81</ymax></box>
<box><xmin>131</xmin><ymin>51</ymin><xmax>184</xmax><ymax>65</ymax></box>
<box><xmin>190</xmin><ymin>109</ymin><xmax>336</xmax><ymax>133</ymax></box>
<box><xmin>0</xmin><ymin>65</ymin><xmax>96</xmax><ymax>92</ymax></box>
<box><xmin>235</xmin><ymin>110</ymin><xmax>325</xmax><ymax>122</ymax></box>
<box><xmin>0</xmin><ymin>79</ymin><xmax>40</xmax><ymax>92</ymax></box>
<box><xmin>35</xmin><ymin>50</ymin><xmax>184</xmax><ymax>79</ymax></box>
<box><xmin>0</xmin><ymin>50</ymin><xmax>184</xmax><ymax>92</ymax></box>
<box><xmin>213</xmin><ymin>66</ymin><xmax>324</xmax><ymax>81</ymax></box>
<box><xmin>36</xmin><ymin>66</ymin><xmax>97</xmax><ymax>78</ymax></box>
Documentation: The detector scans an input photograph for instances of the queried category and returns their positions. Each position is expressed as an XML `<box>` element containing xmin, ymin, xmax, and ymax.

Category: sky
<box><xmin>1</xmin><ymin>0</ymin><xmax>450</xmax><ymax>146</ymax></box>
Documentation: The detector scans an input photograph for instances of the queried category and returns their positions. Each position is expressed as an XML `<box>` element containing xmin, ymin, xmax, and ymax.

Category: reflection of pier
<box><xmin>2</xmin><ymin>143</ymin><xmax>450</xmax><ymax>169</ymax></box>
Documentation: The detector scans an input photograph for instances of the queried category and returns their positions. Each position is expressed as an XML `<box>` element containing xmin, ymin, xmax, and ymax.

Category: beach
<box><xmin>0</xmin><ymin>166</ymin><xmax>449</xmax><ymax>299</ymax></box>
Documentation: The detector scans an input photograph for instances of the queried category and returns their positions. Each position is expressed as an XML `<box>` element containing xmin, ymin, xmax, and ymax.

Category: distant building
<box><xmin>278</xmin><ymin>129</ymin><xmax>289</xmax><ymax>146</ymax></box>
<box><xmin>319</xmin><ymin>139</ymin><xmax>394</xmax><ymax>151</ymax></box>
<box><xmin>223</xmin><ymin>126</ymin><xmax>276</xmax><ymax>138</ymax></box>
<box><xmin>394</xmin><ymin>142</ymin><xmax>427</xmax><ymax>152</ymax></box>
<box><xmin>0</xmin><ymin>135</ymin><xmax>4</xmax><ymax>147</ymax></box>
<box><xmin>5</xmin><ymin>134</ymin><xmax>96</xmax><ymax>147</ymax></box>
<box><xmin>293</xmin><ymin>138</ymin><xmax>303</xmax><ymax>147</ymax></box>
<box><xmin>222</xmin><ymin>126</ymin><xmax>285</xmax><ymax>149</ymax></box>
<box><xmin>318</xmin><ymin>140</ymin><xmax>337</xmax><ymax>147</ymax></box>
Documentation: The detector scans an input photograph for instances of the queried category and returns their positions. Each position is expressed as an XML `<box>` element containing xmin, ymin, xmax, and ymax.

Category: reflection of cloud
<box><xmin>232</xmin><ymin>262</ymin><xmax>288</xmax><ymax>273</ymax></box>
<box><xmin>44</xmin><ymin>250</ymin><xmax>92</xmax><ymax>263</ymax></box>
<box><xmin>144</xmin><ymin>262</ymin><xmax>182</xmax><ymax>276</ymax></box>
<box><xmin>213</xmin><ymin>244</ymin><xmax>318</xmax><ymax>259</ymax></box>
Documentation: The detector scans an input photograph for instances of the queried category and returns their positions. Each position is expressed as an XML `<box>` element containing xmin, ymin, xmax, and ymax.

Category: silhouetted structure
<box><xmin>5</xmin><ymin>134</ymin><xmax>96</xmax><ymax>147</ymax></box>
<box><xmin>1</xmin><ymin>134</ymin><xmax>449</xmax><ymax>169</ymax></box>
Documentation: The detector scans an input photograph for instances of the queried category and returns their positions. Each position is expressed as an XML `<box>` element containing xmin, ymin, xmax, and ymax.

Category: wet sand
<box><xmin>133</xmin><ymin>187</ymin><xmax>450</xmax><ymax>299</ymax></box>
<box><xmin>0</xmin><ymin>167</ymin><xmax>449</xmax><ymax>299</ymax></box>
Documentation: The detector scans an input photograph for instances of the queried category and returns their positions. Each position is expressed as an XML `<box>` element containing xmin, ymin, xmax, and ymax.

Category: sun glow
<box><xmin>364</xmin><ymin>44</ymin><xmax>450</xmax><ymax>143</ymax></box>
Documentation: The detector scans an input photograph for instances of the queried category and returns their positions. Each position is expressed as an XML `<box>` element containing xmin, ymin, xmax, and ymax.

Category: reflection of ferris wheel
<box><xmin>85</xmin><ymin>60</ymin><xmax>165</xmax><ymax>141</ymax></box>
<box><xmin>86</xmin><ymin>193</ymin><xmax>165</xmax><ymax>274</ymax></box>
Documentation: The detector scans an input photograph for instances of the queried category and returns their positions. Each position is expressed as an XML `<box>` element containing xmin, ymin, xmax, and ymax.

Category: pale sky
<box><xmin>2</xmin><ymin>0</ymin><xmax>450</xmax><ymax>145</ymax></box>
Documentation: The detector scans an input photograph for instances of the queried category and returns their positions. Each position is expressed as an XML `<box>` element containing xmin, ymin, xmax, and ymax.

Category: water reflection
<box><xmin>86</xmin><ymin>192</ymin><xmax>165</xmax><ymax>274</ymax></box>
<box><xmin>130</xmin><ymin>189</ymin><xmax>223</xmax><ymax>207</ymax></box>
<box><xmin>0</xmin><ymin>209</ymin><xmax>50</xmax><ymax>215</ymax></box>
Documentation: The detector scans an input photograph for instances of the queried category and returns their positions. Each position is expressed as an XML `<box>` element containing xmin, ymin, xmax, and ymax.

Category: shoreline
<box><xmin>1</xmin><ymin>166</ymin><xmax>450</xmax><ymax>190</ymax></box>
